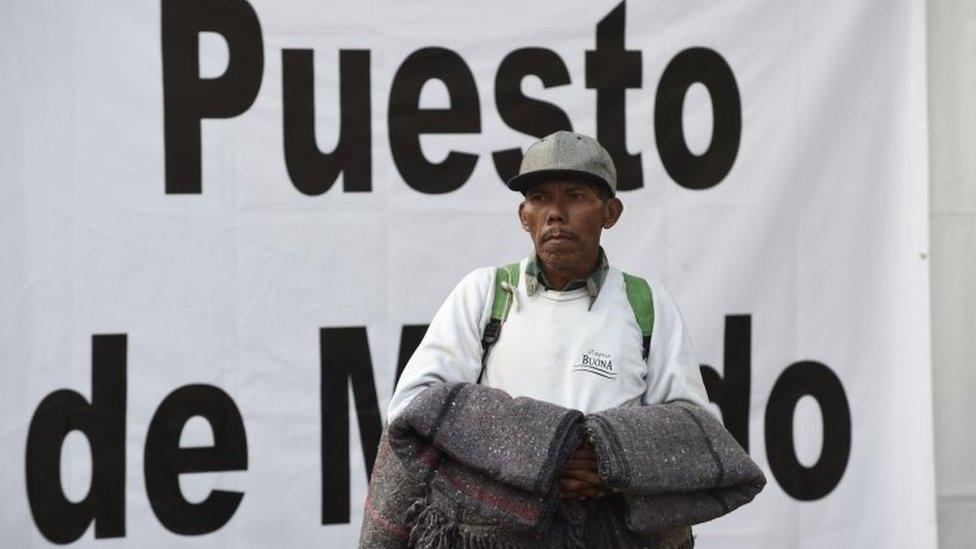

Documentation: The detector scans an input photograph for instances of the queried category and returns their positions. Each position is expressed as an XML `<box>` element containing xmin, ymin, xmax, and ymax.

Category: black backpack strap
<box><xmin>477</xmin><ymin>263</ymin><xmax>520</xmax><ymax>383</ymax></box>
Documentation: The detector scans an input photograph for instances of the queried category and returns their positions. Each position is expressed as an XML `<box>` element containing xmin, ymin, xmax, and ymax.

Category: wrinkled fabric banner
<box><xmin>0</xmin><ymin>0</ymin><xmax>933</xmax><ymax>547</ymax></box>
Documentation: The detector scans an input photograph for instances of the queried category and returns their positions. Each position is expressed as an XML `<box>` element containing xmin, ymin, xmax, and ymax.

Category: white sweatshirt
<box><xmin>388</xmin><ymin>258</ymin><xmax>711</xmax><ymax>421</ymax></box>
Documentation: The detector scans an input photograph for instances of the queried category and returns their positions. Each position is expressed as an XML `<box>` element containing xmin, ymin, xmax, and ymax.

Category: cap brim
<box><xmin>506</xmin><ymin>169</ymin><xmax>614</xmax><ymax>196</ymax></box>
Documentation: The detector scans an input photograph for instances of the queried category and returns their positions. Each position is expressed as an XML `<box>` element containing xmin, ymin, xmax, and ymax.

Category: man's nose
<box><xmin>545</xmin><ymin>200</ymin><xmax>568</xmax><ymax>224</ymax></box>
<box><xmin>546</xmin><ymin>203</ymin><xmax>566</xmax><ymax>223</ymax></box>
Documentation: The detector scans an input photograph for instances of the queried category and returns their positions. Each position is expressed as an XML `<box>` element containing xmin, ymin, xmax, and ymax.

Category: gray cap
<box><xmin>506</xmin><ymin>131</ymin><xmax>618</xmax><ymax>195</ymax></box>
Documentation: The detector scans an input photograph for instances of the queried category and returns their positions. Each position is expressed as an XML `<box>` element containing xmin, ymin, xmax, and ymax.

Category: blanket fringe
<box><xmin>557</xmin><ymin>503</ymin><xmax>587</xmax><ymax>549</ymax></box>
<box><xmin>405</xmin><ymin>499</ymin><xmax>531</xmax><ymax>549</ymax></box>
<box><xmin>404</xmin><ymin>497</ymin><xmax>696</xmax><ymax>549</ymax></box>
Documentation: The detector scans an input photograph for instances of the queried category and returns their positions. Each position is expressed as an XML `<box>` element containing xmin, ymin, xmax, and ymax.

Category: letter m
<box><xmin>319</xmin><ymin>327</ymin><xmax>382</xmax><ymax>524</ymax></box>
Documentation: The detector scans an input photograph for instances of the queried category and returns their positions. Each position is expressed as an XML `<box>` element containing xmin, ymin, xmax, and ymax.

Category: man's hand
<box><xmin>558</xmin><ymin>442</ymin><xmax>608</xmax><ymax>500</ymax></box>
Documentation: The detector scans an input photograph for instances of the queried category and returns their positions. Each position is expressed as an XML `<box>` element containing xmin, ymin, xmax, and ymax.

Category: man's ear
<box><xmin>603</xmin><ymin>197</ymin><xmax>623</xmax><ymax>229</ymax></box>
<box><xmin>518</xmin><ymin>201</ymin><xmax>529</xmax><ymax>231</ymax></box>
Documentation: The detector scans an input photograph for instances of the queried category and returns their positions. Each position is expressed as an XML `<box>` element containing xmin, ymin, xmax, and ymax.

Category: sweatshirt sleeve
<box><xmin>386</xmin><ymin>267</ymin><xmax>495</xmax><ymax>423</ymax></box>
<box><xmin>641</xmin><ymin>281</ymin><xmax>713</xmax><ymax>415</ymax></box>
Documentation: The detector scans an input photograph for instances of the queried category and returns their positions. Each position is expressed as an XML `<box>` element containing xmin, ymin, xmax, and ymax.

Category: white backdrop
<box><xmin>0</xmin><ymin>0</ymin><xmax>935</xmax><ymax>547</ymax></box>
<box><xmin>929</xmin><ymin>0</ymin><xmax>976</xmax><ymax>546</ymax></box>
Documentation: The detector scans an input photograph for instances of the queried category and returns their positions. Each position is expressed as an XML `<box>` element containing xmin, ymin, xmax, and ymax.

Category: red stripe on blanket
<box><xmin>441</xmin><ymin>470</ymin><xmax>541</xmax><ymax>522</ymax></box>
<box><xmin>411</xmin><ymin>439</ymin><xmax>540</xmax><ymax>522</ymax></box>
<box><xmin>376</xmin><ymin>438</ymin><xmax>391</xmax><ymax>462</ymax></box>
<box><xmin>365</xmin><ymin>496</ymin><xmax>409</xmax><ymax>540</ymax></box>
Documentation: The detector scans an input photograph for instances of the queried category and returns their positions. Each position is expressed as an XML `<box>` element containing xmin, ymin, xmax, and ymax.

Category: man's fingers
<box><xmin>558</xmin><ymin>442</ymin><xmax>605</xmax><ymax>500</ymax></box>
<box><xmin>559</xmin><ymin>481</ymin><xmax>606</xmax><ymax>500</ymax></box>
<box><xmin>563</xmin><ymin>457</ymin><xmax>598</xmax><ymax>470</ymax></box>
<box><xmin>561</xmin><ymin>478</ymin><xmax>587</xmax><ymax>492</ymax></box>
<box><xmin>567</xmin><ymin>444</ymin><xmax>598</xmax><ymax>461</ymax></box>
<box><xmin>560</xmin><ymin>475</ymin><xmax>607</xmax><ymax>491</ymax></box>
<box><xmin>561</xmin><ymin>468</ymin><xmax>606</xmax><ymax>486</ymax></box>
<box><xmin>574</xmin><ymin>445</ymin><xmax>597</xmax><ymax>460</ymax></box>
<box><xmin>580</xmin><ymin>486</ymin><xmax>604</xmax><ymax>498</ymax></box>
<box><xmin>562</xmin><ymin>469</ymin><xmax>601</xmax><ymax>484</ymax></box>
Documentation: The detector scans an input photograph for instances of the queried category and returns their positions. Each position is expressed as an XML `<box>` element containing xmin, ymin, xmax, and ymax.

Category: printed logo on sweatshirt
<box><xmin>572</xmin><ymin>349</ymin><xmax>617</xmax><ymax>379</ymax></box>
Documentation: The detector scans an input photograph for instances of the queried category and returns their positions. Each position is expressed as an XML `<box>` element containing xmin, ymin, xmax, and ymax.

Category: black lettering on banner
<box><xmin>765</xmin><ymin>361</ymin><xmax>851</xmax><ymax>501</ymax></box>
<box><xmin>320</xmin><ymin>327</ymin><xmax>382</xmax><ymax>524</ymax></box>
<box><xmin>395</xmin><ymin>325</ymin><xmax>430</xmax><ymax>389</ymax></box>
<box><xmin>144</xmin><ymin>385</ymin><xmax>248</xmax><ymax>535</ymax></box>
<box><xmin>586</xmin><ymin>2</ymin><xmax>642</xmax><ymax>191</ymax></box>
<box><xmin>283</xmin><ymin>49</ymin><xmax>372</xmax><ymax>195</ymax></box>
<box><xmin>654</xmin><ymin>47</ymin><xmax>741</xmax><ymax>190</ymax></box>
<box><xmin>162</xmin><ymin>0</ymin><xmax>264</xmax><ymax>194</ymax></box>
<box><xmin>25</xmin><ymin>334</ymin><xmax>127</xmax><ymax>544</ymax></box>
<box><xmin>700</xmin><ymin>315</ymin><xmax>751</xmax><ymax>452</ymax></box>
<box><xmin>388</xmin><ymin>48</ymin><xmax>481</xmax><ymax>194</ymax></box>
<box><xmin>492</xmin><ymin>48</ymin><xmax>573</xmax><ymax>182</ymax></box>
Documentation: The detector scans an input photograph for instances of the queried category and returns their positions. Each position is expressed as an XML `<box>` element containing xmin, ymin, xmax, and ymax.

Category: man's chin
<box><xmin>538</xmin><ymin>249</ymin><xmax>581</xmax><ymax>269</ymax></box>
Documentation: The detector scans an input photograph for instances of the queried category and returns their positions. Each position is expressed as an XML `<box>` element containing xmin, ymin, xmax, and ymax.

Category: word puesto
<box><xmin>163</xmin><ymin>0</ymin><xmax>742</xmax><ymax>196</ymax></box>
<box><xmin>26</xmin><ymin>319</ymin><xmax>851</xmax><ymax>543</ymax></box>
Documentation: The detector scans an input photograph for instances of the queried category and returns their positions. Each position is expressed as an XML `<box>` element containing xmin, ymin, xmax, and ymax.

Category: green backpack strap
<box><xmin>622</xmin><ymin>272</ymin><xmax>654</xmax><ymax>360</ymax></box>
<box><xmin>477</xmin><ymin>263</ymin><xmax>521</xmax><ymax>383</ymax></box>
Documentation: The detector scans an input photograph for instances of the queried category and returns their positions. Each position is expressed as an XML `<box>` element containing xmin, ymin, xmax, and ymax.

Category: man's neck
<box><xmin>539</xmin><ymin>251</ymin><xmax>601</xmax><ymax>290</ymax></box>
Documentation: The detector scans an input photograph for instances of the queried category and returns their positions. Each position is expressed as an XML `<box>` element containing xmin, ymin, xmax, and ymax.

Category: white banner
<box><xmin>0</xmin><ymin>0</ymin><xmax>934</xmax><ymax>547</ymax></box>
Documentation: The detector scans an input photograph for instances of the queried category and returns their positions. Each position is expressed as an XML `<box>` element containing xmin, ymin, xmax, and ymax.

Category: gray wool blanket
<box><xmin>359</xmin><ymin>383</ymin><xmax>765</xmax><ymax>548</ymax></box>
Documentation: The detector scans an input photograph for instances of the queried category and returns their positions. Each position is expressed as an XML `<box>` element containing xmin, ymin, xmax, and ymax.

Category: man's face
<box><xmin>518</xmin><ymin>177</ymin><xmax>623</xmax><ymax>272</ymax></box>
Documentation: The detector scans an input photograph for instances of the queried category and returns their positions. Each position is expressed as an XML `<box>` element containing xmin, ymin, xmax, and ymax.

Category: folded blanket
<box><xmin>386</xmin><ymin>382</ymin><xmax>583</xmax><ymax>546</ymax></box>
<box><xmin>585</xmin><ymin>401</ymin><xmax>767</xmax><ymax>534</ymax></box>
<box><xmin>359</xmin><ymin>383</ymin><xmax>765</xmax><ymax>548</ymax></box>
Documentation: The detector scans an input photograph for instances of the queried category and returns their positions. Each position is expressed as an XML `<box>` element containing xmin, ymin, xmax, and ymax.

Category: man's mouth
<box><xmin>543</xmin><ymin>231</ymin><xmax>577</xmax><ymax>242</ymax></box>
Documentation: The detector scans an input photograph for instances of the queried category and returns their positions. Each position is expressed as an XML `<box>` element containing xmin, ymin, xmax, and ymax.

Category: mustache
<box><xmin>542</xmin><ymin>228</ymin><xmax>579</xmax><ymax>241</ymax></box>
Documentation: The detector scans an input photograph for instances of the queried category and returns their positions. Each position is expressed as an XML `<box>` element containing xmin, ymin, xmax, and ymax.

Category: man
<box><xmin>362</xmin><ymin>131</ymin><xmax>761</xmax><ymax>548</ymax></box>
<box><xmin>388</xmin><ymin>130</ymin><xmax>711</xmax><ymax>499</ymax></box>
